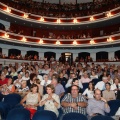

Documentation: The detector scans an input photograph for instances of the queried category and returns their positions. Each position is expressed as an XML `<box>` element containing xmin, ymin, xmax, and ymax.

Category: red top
<box><xmin>0</xmin><ymin>78</ymin><xmax>8</xmax><ymax>85</ymax></box>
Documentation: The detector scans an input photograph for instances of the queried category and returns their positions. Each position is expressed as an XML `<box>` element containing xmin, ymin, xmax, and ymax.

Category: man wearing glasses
<box><xmin>61</xmin><ymin>85</ymin><xmax>87</xmax><ymax>115</ymax></box>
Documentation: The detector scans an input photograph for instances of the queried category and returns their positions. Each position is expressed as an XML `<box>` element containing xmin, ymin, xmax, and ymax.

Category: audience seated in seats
<box><xmin>90</xmin><ymin>71</ymin><xmax>98</xmax><ymax>81</ymax></box>
<box><xmin>0</xmin><ymin>59</ymin><xmax>120</xmax><ymax>119</ymax></box>
<box><xmin>34</xmin><ymin>79</ymin><xmax>43</xmax><ymax>96</ymax></box>
<box><xmin>0</xmin><ymin>73</ymin><xmax>8</xmax><ymax>85</ymax></box>
<box><xmin>61</xmin><ymin>85</ymin><xmax>87</xmax><ymax>115</ymax></box>
<box><xmin>102</xmin><ymin>82</ymin><xmax>116</xmax><ymax>102</ymax></box>
<box><xmin>82</xmin><ymin>81</ymin><xmax>94</xmax><ymax>99</ymax></box>
<box><xmin>87</xmin><ymin>89</ymin><xmax>110</xmax><ymax>120</ymax></box>
<box><xmin>16</xmin><ymin>80</ymin><xmax>29</xmax><ymax>98</ymax></box>
<box><xmin>42</xmin><ymin>64</ymin><xmax>50</xmax><ymax>74</ymax></box>
<box><xmin>80</xmin><ymin>72</ymin><xmax>91</xmax><ymax>83</ymax></box>
<box><xmin>41</xmin><ymin>74</ymin><xmax>51</xmax><ymax>86</ymax></box>
<box><xmin>27</xmin><ymin>73</ymin><xmax>37</xmax><ymax>88</ymax></box>
<box><xmin>67</xmin><ymin>78</ymin><xmax>82</xmax><ymax>93</ymax></box>
<box><xmin>14</xmin><ymin>73</ymin><xmax>22</xmax><ymax>88</ymax></box>
<box><xmin>10</xmin><ymin>67</ymin><xmax>18</xmax><ymax>77</ymax></box>
<box><xmin>22</xmin><ymin>72</ymin><xmax>30</xmax><ymax>81</ymax></box>
<box><xmin>95</xmin><ymin>77</ymin><xmax>108</xmax><ymax>91</ymax></box>
<box><xmin>0</xmin><ymin>77</ymin><xmax>15</xmax><ymax>95</ymax></box>
<box><xmin>65</xmin><ymin>73</ymin><xmax>76</xmax><ymax>88</ymax></box>
<box><xmin>40</xmin><ymin>84</ymin><xmax>60</xmax><ymax>117</ymax></box>
<box><xmin>2</xmin><ymin>67</ymin><xmax>9</xmax><ymax>77</ymax></box>
<box><xmin>51</xmin><ymin>77</ymin><xmax>65</xmax><ymax>98</ymax></box>
<box><xmin>107</xmin><ymin>74</ymin><xmax>113</xmax><ymax>85</ymax></box>
<box><xmin>20</xmin><ymin>84</ymin><xmax>41</xmax><ymax>119</ymax></box>
<box><xmin>111</xmin><ymin>78</ymin><xmax>120</xmax><ymax>95</ymax></box>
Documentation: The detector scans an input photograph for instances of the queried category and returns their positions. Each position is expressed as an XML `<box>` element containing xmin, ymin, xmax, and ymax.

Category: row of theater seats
<box><xmin>0</xmin><ymin>93</ymin><xmax>120</xmax><ymax>120</ymax></box>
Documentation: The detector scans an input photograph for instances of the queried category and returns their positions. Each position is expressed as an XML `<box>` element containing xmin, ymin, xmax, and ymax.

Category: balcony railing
<box><xmin>0</xmin><ymin>30</ymin><xmax>120</xmax><ymax>47</ymax></box>
<box><xmin>0</xmin><ymin>2</ymin><xmax>120</xmax><ymax>25</ymax></box>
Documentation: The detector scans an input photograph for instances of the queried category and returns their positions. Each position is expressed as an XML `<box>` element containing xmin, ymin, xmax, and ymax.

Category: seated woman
<box><xmin>39</xmin><ymin>84</ymin><xmax>60</xmax><ymax>117</ymax></box>
<box><xmin>20</xmin><ymin>84</ymin><xmax>41</xmax><ymax>119</ymax></box>
<box><xmin>102</xmin><ymin>82</ymin><xmax>116</xmax><ymax>101</ymax></box>
<box><xmin>90</xmin><ymin>71</ymin><xmax>98</xmax><ymax>81</ymax></box>
<box><xmin>14</xmin><ymin>73</ymin><xmax>22</xmax><ymax>89</ymax></box>
<box><xmin>0</xmin><ymin>77</ymin><xmax>15</xmax><ymax>95</ymax></box>
<box><xmin>82</xmin><ymin>81</ymin><xmax>94</xmax><ymax>99</ymax></box>
<box><xmin>16</xmin><ymin>80</ymin><xmax>29</xmax><ymax>98</ymax></box>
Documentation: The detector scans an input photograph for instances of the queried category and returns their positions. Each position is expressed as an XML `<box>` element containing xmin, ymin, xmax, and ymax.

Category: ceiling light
<box><xmin>39</xmin><ymin>39</ymin><xmax>43</xmax><ymax>44</ymax></box>
<box><xmin>23</xmin><ymin>13</ymin><xmax>28</xmax><ymax>19</ymax></box>
<box><xmin>39</xmin><ymin>17</ymin><xmax>44</xmax><ymax>22</ymax></box>
<box><xmin>106</xmin><ymin>12</ymin><xmax>113</xmax><ymax>18</ymax></box>
<box><xmin>107</xmin><ymin>37</ymin><xmax>113</xmax><ymax>42</ymax></box>
<box><xmin>73</xmin><ymin>40</ymin><xmax>77</xmax><ymax>45</ymax></box>
<box><xmin>21</xmin><ymin>36</ymin><xmax>26</xmax><ymax>42</ymax></box>
<box><xmin>90</xmin><ymin>16</ymin><xmax>95</xmax><ymax>21</ymax></box>
<box><xmin>3</xmin><ymin>33</ymin><xmax>9</xmax><ymax>38</ymax></box>
<box><xmin>90</xmin><ymin>39</ymin><xmax>95</xmax><ymax>44</ymax></box>
<box><xmin>57</xmin><ymin>19</ymin><xmax>61</xmax><ymax>24</ymax></box>
<box><xmin>56</xmin><ymin>40</ymin><xmax>60</xmax><ymax>45</ymax></box>
<box><xmin>5</xmin><ymin>7</ymin><xmax>11</xmax><ymax>13</ymax></box>
<box><xmin>73</xmin><ymin>19</ymin><xmax>77</xmax><ymax>23</ymax></box>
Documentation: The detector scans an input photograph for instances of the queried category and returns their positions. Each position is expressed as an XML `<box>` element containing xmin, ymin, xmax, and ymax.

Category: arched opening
<box><xmin>27</xmin><ymin>51</ymin><xmax>39</xmax><ymax>60</ymax></box>
<box><xmin>44</xmin><ymin>52</ymin><xmax>56</xmax><ymax>61</ymax></box>
<box><xmin>96</xmin><ymin>51</ymin><xmax>108</xmax><ymax>61</ymax></box>
<box><xmin>115</xmin><ymin>50</ymin><xmax>120</xmax><ymax>59</ymax></box>
<box><xmin>8</xmin><ymin>49</ymin><xmax>21</xmax><ymax>58</ymax></box>
<box><xmin>0</xmin><ymin>23</ymin><xmax>5</xmax><ymax>30</ymax></box>
<box><xmin>78</xmin><ymin>52</ymin><xmax>90</xmax><ymax>61</ymax></box>
<box><xmin>60</xmin><ymin>52</ymin><xmax>73</xmax><ymax>65</ymax></box>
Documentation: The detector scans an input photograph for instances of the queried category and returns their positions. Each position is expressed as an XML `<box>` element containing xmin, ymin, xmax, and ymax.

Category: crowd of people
<box><xmin>1</xmin><ymin>0</ymin><xmax>120</xmax><ymax>17</ymax></box>
<box><xmin>0</xmin><ymin>61</ymin><xmax>120</xmax><ymax>119</ymax></box>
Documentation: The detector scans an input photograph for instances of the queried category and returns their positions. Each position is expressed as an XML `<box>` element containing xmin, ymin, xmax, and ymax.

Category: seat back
<box><xmin>4</xmin><ymin>93</ymin><xmax>21</xmax><ymax>106</ymax></box>
<box><xmin>32</xmin><ymin>110</ymin><xmax>57</xmax><ymax>120</ymax></box>
<box><xmin>82</xmin><ymin>83</ymin><xmax>89</xmax><ymax>93</ymax></box>
<box><xmin>6</xmin><ymin>108</ymin><xmax>30</xmax><ymax>120</ymax></box>
<box><xmin>107</xmin><ymin>100</ymin><xmax>120</xmax><ymax>116</ymax></box>
<box><xmin>92</xmin><ymin>79</ymin><xmax>101</xmax><ymax>85</ymax></box>
<box><xmin>91</xmin><ymin>115</ymin><xmax>114</xmax><ymax>120</ymax></box>
<box><xmin>62</xmin><ymin>113</ymin><xmax>88</xmax><ymax>120</ymax></box>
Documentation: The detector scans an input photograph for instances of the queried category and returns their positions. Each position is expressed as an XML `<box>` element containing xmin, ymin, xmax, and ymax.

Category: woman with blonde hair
<box><xmin>40</xmin><ymin>84</ymin><xmax>60</xmax><ymax>117</ymax></box>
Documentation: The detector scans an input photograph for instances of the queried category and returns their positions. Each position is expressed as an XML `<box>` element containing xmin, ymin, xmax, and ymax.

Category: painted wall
<box><xmin>0</xmin><ymin>43</ymin><xmax>119</xmax><ymax>61</ymax></box>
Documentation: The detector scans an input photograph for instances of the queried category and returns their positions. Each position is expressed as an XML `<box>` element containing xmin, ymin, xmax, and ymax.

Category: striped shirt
<box><xmin>61</xmin><ymin>93</ymin><xmax>87</xmax><ymax>115</ymax></box>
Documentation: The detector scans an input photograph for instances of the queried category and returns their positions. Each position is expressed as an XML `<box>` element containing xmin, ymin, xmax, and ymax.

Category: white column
<box><xmin>2</xmin><ymin>48</ymin><xmax>8</xmax><ymax>57</ymax></box>
<box><xmin>90</xmin><ymin>52</ymin><xmax>96</xmax><ymax>61</ymax></box>
<box><xmin>56</xmin><ymin>53</ymin><xmax>61</xmax><ymax>61</ymax></box>
<box><xmin>108</xmin><ymin>52</ymin><xmax>114</xmax><ymax>61</ymax></box>
<box><xmin>73</xmin><ymin>53</ymin><xmax>78</xmax><ymax>61</ymax></box>
<box><xmin>39</xmin><ymin>52</ymin><xmax>44</xmax><ymax>60</ymax></box>
<box><xmin>21</xmin><ymin>50</ymin><xmax>26</xmax><ymax>57</ymax></box>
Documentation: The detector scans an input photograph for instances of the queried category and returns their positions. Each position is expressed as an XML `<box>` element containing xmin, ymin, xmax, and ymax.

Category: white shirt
<box><xmin>41</xmin><ymin>80</ymin><xmax>51</xmax><ymax>86</ymax></box>
<box><xmin>111</xmin><ymin>83</ymin><xmax>120</xmax><ymax>93</ymax></box>
<box><xmin>40</xmin><ymin>93</ymin><xmax>60</xmax><ymax>116</ymax></box>
<box><xmin>90</xmin><ymin>75</ymin><xmax>98</xmax><ymax>80</ymax></box>
<box><xmin>42</xmin><ymin>69</ymin><xmax>50</xmax><ymax>74</ymax></box>
<box><xmin>22</xmin><ymin>76</ymin><xmax>30</xmax><ymax>81</ymax></box>
<box><xmin>65</xmin><ymin>79</ymin><xmax>83</xmax><ymax>89</ymax></box>
<box><xmin>95</xmin><ymin>81</ymin><xmax>105</xmax><ymax>90</ymax></box>
<box><xmin>82</xmin><ymin>88</ymin><xmax>94</xmax><ymax>99</ymax></box>
<box><xmin>37</xmin><ymin>75</ymin><xmax>43</xmax><ymax>81</ymax></box>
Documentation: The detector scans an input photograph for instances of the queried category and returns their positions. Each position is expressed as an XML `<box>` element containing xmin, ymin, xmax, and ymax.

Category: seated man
<box><xmin>61</xmin><ymin>85</ymin><xmax>87</xmax><ymax>115</ymax></box>
<box><xmin>102</xmin><ymin>82</ymin><xmax>116</xmax><ymax>101</ymax></box>
<box><xmin>87</xmin><ymin>89</ymin><xmax>110</xmax><ymax>120</ymax></box>
<box><xmin>66</xmin><ymin>78</ymin><xmax>82</xmax><ymax>93</ymax></box>
<box><xmin>95</xmin><ymin>77</ymin><xmax>108</xmax><ymax>91</ymax></box>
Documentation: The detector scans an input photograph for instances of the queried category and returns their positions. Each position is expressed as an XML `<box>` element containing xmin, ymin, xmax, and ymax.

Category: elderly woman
<box><xmin>41</xmin><ymin>74</ymin><xmax>51</xmax><ymax>86</ymax></box>
<box><xmin>40</xmin><ymin>84</ymin><xmax>60</xmax><ymax>117</ymax></box>
<box><xmin>20</xmin><ymin>84</ymin><xmax>41</xmax><ymax>119</ymax></box>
